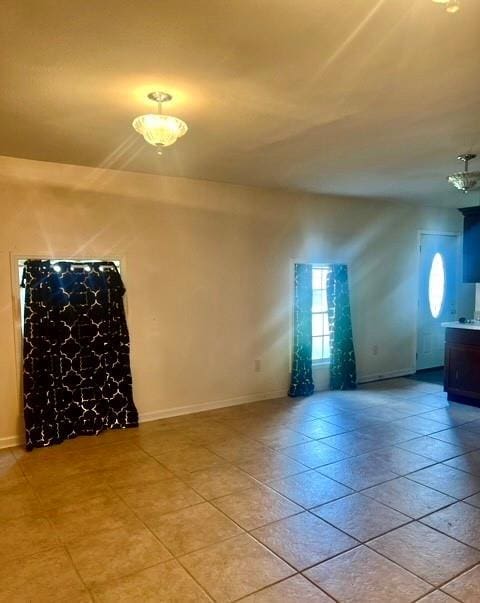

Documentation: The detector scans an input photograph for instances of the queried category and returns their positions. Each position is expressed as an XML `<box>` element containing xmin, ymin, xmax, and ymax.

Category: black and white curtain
<box><xmin>22</xmin><ymin>260</ymin><xmax>138</xmax><ymax>450</ymax></box>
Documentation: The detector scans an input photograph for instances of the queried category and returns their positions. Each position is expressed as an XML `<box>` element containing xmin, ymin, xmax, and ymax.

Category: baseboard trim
<box><xmin>0</xmin><ymin>435</ymin><xmax>23</xmax><ymax>450</ymax></box>
<box><xmin>138</xmin><ymin>389</ymin><xmax>288</xmax><ymax>424</ymax></box>
<box><xmin>0</xmin><ymin>389</ymin><xmax>288</xmax><ymax>450</ymax></box>
<box><xmin>1</xmin><ymin>373</ymin><xmax>422</xmax><ymax>450</ymax></box>
<box><xmin>357</xmin><ymin>367</ymin><xmax>416</xmax><ymax>384</ymax></box>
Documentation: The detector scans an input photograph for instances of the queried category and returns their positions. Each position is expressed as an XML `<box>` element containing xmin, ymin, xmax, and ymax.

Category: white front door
<box><xmin>417</xmin><ymin>233</ymin><xmax>458</xmax><ymax>370</ymax></box>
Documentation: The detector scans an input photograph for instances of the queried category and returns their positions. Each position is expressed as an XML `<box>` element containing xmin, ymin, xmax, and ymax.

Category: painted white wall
<box><xmin>0</xmin><ymin>155</ymin><xmax>474</xmax><ymax>446</ymax></box>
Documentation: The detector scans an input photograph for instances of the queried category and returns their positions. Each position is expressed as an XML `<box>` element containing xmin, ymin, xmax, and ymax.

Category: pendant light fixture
<box><xmin>432</xmin><ymin>0</ymin><xmax>460</xmax><ymax>13</ymax></box>
<box><xmin>132</xmin><ymin>92</ymin><xmax>188</xmax><ymax>154</ymax></box>
<box><xmin>447</xmin><ymin>154</ymin><xmax>480</xmax><ymax>193</ymax></box>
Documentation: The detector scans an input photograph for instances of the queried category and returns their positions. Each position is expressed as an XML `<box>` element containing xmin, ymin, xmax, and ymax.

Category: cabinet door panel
<box><xmin>459</xmin><ymin>207</ymin><xmax>480</xmax><ymax>283</ymax></box>
<box><xmin>447</xmin><ymin>344</ymin><xmax>480</xmax><ymax>396</ymax></box>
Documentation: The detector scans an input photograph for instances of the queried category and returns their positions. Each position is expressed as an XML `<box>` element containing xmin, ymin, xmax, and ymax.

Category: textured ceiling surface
<box><xmin>1</xmin><ymin>0</ymin><xmax>480</xmax><ymax>206</ymax></box>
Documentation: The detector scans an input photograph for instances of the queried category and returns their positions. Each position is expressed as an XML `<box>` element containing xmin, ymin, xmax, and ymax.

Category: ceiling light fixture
<box><xmin>132</xmin><ymin>92</ymin><xmax>188</xmax><ymax>154</ymax></box>
<box><xmin>432</xmin><ymin>0</ymin><xmax>460</xmax><ymax>13</ymax></box>
<box><xmin>446</xmin><ymin>0</ymin><xmax>460</xmax><ymax>12</ymax></box>
<box><xmin>447</xmin><ymin>154</ymin><xmax>480</xmax><ymax>193</ymax></box>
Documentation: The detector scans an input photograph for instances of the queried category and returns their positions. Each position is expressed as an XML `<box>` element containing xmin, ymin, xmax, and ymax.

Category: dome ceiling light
<box><xmin>447</xmin><ymin>154</ymin><xmax>480</xmax><ymax>193</ymax></box>
<box><xmin>132</xmin><ymin>91</ymin><xmax>188</xmax><ymax>154</ymax></box>
<box><xmin>432</xmin><ymin>0</ymin><xmax>460</xmax><ymax>14</ymax></box>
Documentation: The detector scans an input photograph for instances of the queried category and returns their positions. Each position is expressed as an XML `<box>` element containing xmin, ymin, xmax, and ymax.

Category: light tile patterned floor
<box><xmin>1</xmin><ymin>377</ymin><xmax>480</xmax><ymax>602</ymax></box>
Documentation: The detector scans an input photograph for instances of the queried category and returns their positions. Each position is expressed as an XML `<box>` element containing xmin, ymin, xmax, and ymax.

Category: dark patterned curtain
<box><xmin>327</xmin><ymin>264</ymin><xmax>357</xmax><ymax>390</ymax></box>
<box><xmin>288</xmin><ymin>263</ymin><xmax>315</xmax><ymax>397</ymax></box>
<box><xmin>22</xmin><ymin>260</ymin><xmax>138</xmax><ymax>450</ymax></box>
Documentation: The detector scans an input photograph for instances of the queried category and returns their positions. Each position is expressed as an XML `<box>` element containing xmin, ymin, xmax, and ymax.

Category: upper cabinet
<box><xmin>459</xmin><ymin>206</ymin><xmax>480</xmax><ymax>283</ymax></box>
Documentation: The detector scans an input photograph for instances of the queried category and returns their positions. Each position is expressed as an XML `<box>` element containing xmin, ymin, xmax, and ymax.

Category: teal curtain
<box><xmin>327</xmin><ymin>264</ymin><xmax>357</xmax><ymax>390</ymax></box>
<box><xmin>289</xmin><ymin>263</ymin><xmax>315</xmax><ymax>397</ymax></box>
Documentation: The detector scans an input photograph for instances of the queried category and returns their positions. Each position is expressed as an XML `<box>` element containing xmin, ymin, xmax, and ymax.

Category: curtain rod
<box><xmin>17</xmin><ymin>258</ymin><xmax>121</xmax><ymax>267</ymax></box>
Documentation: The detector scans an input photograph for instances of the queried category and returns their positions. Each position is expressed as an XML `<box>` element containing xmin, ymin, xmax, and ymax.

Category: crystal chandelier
<box><xmin>432</xmin><ymin>0</ymin><xmax>460</xmax><ymax>13</ymax></box>
<box><xmin>132</xmin><ymin>92</ymin><xmax>188</xmax><ymax>154</ymax></box>
<box><xmin>447</xmin><ymin>154</ymin><xmax>480</xmax><ymax>193</ymax></box>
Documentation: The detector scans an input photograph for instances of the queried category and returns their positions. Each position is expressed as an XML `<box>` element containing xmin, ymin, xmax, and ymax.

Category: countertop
<box><xmin>442</xmin><ymin>321</ymin><xmax>480</xmax><ymax>331</ymax></box>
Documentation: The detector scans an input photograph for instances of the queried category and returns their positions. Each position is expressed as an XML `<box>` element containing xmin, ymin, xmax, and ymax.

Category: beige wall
<box><xmin>0</xmin><ymin>156</ymin><xmax>473</xmax><ymax>446</ymax></box>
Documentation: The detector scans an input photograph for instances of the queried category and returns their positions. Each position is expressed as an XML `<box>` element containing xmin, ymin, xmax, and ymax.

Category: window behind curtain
<box><xmin>18</xmin><ymin>259</ymin><xmax>121</xmax><ymax>334</ymax></box>
<box><xmin>312</xmin><ymin>266</ymin><xmax>330</xmax><ymax>362</ymax></box>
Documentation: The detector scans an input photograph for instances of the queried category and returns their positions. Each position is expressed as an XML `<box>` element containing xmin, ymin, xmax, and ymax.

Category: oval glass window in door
<box><xmin>428</xmin><ymin>252</ymin><xmax>446</xmax><ymax>318</ymax></box>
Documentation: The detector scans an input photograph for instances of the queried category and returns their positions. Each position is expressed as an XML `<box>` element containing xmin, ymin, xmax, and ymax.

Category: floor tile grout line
<box><xmin>313</xmin><ymin>463</ymin><xmax>397</xmax><ymax>489</ymax></box>
<box><xmin>221</xmin><ymin>471</ymin><xmax>418</xmax><ymax>535</ymax></box>
<box><xmin>307</xmin><ymin>512</ymin><xmax>417</xmax><ymax>552</ymax></box>
<box><xmin>8</xmin><ymin>450</ymin><xmax>479</xmax><ymax>505</ymax></box>
<box><xmin>363</xmin><ymin>536</ymin><xmax>480</xmax><ymax>590</ymax></box>
<box><xmin>129</xmin><ymin>479</ymin><xmax>480</xmax><ymax>579</ymax></box>
<box><xmin>226</xmin><ymin>450</ymin><xmax>312</xmax><ymax>475</ymax></box>
<box><xmin>174</xmin><ymin>531</ymin><xmax>299</xmax><ymax>602</ymax></box>
<box><xmin>349</xmin><ymin>541</ymin><xmax>439</xmax><ymax>590</ymax></box>
<box><xmin>0</xmin><ymin>544</ymin><xmax>63</xmax><ymax>572</ymax></box>
<box><xmin>298</xmin><ymin>573</ymin><xmax>342</xmax><ymax>603</ymax></box>
<box><xmin>117</xmin><ymin>455</ymin><xmax>359</xmax><ymax>582</ymax></box>
<box><xmin>264</xmin><ymin>479</ymin><xmax>354</xmax><ymax>509</ymax></box>
<box><xmin>61</xmin><ymin>540</ymin><xmax>95</xmax><ymax>598</ymax></box>
<box><xmin>300</xmin><ymin>503</ymin><xmax>480</xmax><ymax>601</ymax></box>
<box><xmin>301</xmin><ymin>556</ymin><xmax>432</xmax><ymax>603</ymax></box>
<box><xmin>207</xmin><ymin>472</ymin><xmax>341</xmax><ymax>509</ymax></box>
<box><xmin>315</xmin><ymin>468</ymin><xmax>403</xmax><ymax>491</ymax></box>
<box><xmin>232</xmin><ymin>571</ymin><xmax>342</xmax><ymax>603</ymax></box>
<box><xmin>247</xmin><ymin>526</ymin><xmax>363</xmax><ymax>574</ymax></box>
<box><xmin>353</xmin><ymin>495</ymin><xmax>480</xmax><ymax>555</ymax></box>
<box><xmin>104</xmin><ymin>438</ymin><xmax>316</xmax><ymax>583</ymax></box>
<box><xmin>75</xmin><ymin>480</ymin><xmax>217</xmax><ymax>596</ymax></box>
<box><xmin>441</xmin><ymin>461</ymin><xmax>480</xmax><ymax>479</ymax></box>
<box><xmin>359</xmin><ymin>487</ymin><xmax>458</xmax><ymax>521</ymax></box>
<box><xmin>209</xmin><ymin>496</ymin><xmax>305</xmax><ymax>535</ymax></box>
<box><xmin>84</xmin><ymin>557</ymin><xmax>214</xmax><ymax>601</ymax></box>
<box><xmin>3</xmin><ymin>381</ymin><xmax>480</xmax><ymax>601</ymax></box>
<box><xmin>417</xmin><ymin>515</ymin><xmax>480</xmax><ymax>552</ymax></box>
<box><xmin>18</xmin><ymin>441</ymin><xmax>353</xmax><ymax>561</ymax></box>
<box><xmin>103</xmin><ymin>476</ymin><xmax>217</xmax><ymax>601</ymax></box>
<box><xmin>386</xmin><ymin>460</ymin><xmax>451</xmax><ymax>478</ymax></box>
<box><xmin>438</xmin><ymin>587</ymin><xmax>472</xmax><ymax>603</ymax></box>
<box><xmin>392</xmin><ymin>443</ymin><xmax>468</xmax><ymax>464</ymax></box>
<box><xmin>412</xmin><ymin>592</ymin><xmax>463</xmax><ymax>603</ymax></box>
<box><xmin>402</xmin><ymin>472</ymin><xmax>480</xmax><ymax>501</ymax></box>
<box><xmin>303</xmin><ymin>543</ymin><xmax>437</xmax><ymax>603</ymax></box>
<box><xmin>462</xmin><ymin>497</ymin><xmax>480</xmax><ymax>509</ymax></box>
<box><xmin>185</xmin><ymin>473</ymin><xmax>273</xmax><ymax>500</ymax></box>
<box><xmin>229</xmin><ymin>574</ymin><xmax>302</xmax><ymax>602</ymax></box>
<box><xmin>240</xmin><ymin>491</ymin><xmax>480</xmax><ymax>589</ymax></box>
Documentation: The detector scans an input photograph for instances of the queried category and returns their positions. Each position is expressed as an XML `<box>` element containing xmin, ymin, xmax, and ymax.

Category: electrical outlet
<box><xmin>372</xmin><ymin>344</ymin><xmax>379</xmax><ymax>356</ymax></box>
<box><xmin>254</xmin><ymin>359</ymin><xmax>261</xmax><ymax>372</ymax></box>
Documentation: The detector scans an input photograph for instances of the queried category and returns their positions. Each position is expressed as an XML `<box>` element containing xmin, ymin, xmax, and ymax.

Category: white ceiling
<box><xmin>1</xmin><ymin>0</ymin><xmax>480</xmax><ymax>206</ymax></box>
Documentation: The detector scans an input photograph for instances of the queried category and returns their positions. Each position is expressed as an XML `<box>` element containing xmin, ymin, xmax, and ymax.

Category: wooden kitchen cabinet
<box><xmin>444</xmin><ymin>326</ymin><xmax>480</xmax><ymax>405</ymax></box>
<box><xmin>459</xmin><ymin>206</ymin><xmax>480</xmax><ymax>283</ymax></box>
